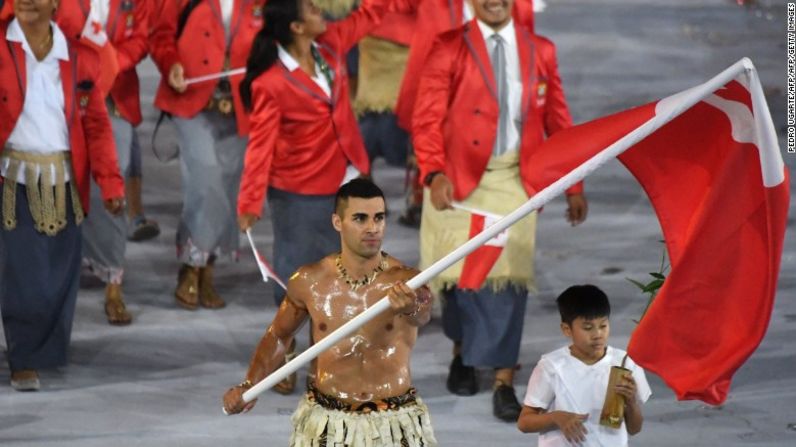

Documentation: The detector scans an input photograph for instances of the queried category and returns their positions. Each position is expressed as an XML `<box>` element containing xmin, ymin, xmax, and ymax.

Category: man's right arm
<box><xmin>223</xmin><ymin>278</ymin><xmax>309</xmax><ymax>414</ymax></box>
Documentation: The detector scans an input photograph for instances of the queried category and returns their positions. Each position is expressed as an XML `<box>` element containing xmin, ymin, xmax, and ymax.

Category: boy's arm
<box><xmin>624</xmin><ymin>397</ymin><xmax>643</xmax><ymax>435</ymax></box>
<box><xmin>517</xmin><ymin>406</ymin><xmax>588</xmax><ymax>443</ymax></box>
<box><xmin>615</xmin><ymin>371</ymin><xmax>644</xmax><ymax>435</ymax></box>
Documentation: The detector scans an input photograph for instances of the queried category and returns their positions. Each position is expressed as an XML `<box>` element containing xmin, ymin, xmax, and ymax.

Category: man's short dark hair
<box><xmin>334</xmin><ymin>178</ymin><xmax>386</xmax><ymax>214</ymax></box>
<box><xmin>556</xmin><ymin>284</ymin><xmax>611</xmax><ymax>325</ymax></box>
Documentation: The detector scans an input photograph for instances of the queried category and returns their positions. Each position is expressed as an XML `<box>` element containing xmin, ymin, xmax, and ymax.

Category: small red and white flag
<box><xmin>80</xmin><ymin>6</ymin><xmax>118</xmax><ymax>95</ymax></box>
<box><xmin>246</xmin><ymin>229</ymin><xmax>287</xmax><ymax>291</ymax></box>
<box><xmin>524</xmin><ymin>58</ymin><xmax>789</xmax><ymax>405</ymax></box>
<box><xmin>454</xmin><ymin>203</ymin><xmax>509</xmax><ymax>290</ymax></box>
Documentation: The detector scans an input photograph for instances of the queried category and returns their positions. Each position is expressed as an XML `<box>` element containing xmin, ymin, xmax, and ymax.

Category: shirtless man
<box><xmin>223</xmin><ymin>178</ymin><xmax>437</xmax><ymax>447</ymax></box>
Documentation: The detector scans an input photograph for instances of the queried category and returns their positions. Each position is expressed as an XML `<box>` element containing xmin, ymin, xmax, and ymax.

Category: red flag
<box><xmin>524</xmin><ymin>59</ymin><xmax>789</xmax><ymax>404</ymax></box>
<box><xmin>458</xmin><ymin>211</ymin><xmax>509</xmax><ymax>290</ymax></box>
<box><xmin>80</xmin><ymin>6</ymin><xmax>118</xmax><ymax>96</ymax></box>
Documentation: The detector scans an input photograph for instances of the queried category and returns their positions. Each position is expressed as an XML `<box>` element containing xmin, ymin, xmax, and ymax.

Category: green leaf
<box><xmin>626</xmin><ymin>278</ymin><xmax>647</xmax><ymax>291</ymax></box>
<box><xmin>642</xmin><ymin>279</ymin><xmax>664</xmax><ymax>293</ymax></box>
<box><xmin>649</xmin><ymin>272</ymin><xmax>666</xmax><ymax>280</ymax></box>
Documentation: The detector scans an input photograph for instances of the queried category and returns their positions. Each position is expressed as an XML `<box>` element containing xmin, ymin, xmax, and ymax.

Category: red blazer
<box><xmin>150</xmin><ymin>0</ymin><xmax>265</xmax><ymax>135</ymax></box>
<box><xmin>368</xmin><ymin>10</ymin><xmax>415</xmax><ymax>46</ymax></box>
<box><xmin>395</xmin><ymin>0</ymin><xmax>534</xmax><ymax>131</ymax></box>
<box><xmin>237</xmin><ymin>2</ymin><xmax>389</xmax><ymax>217</ymax></box>
<box><xmin>412</xmin><ymin>21</ymin><xmax>582</xmax><ymax>201</ymax></box>
<box><xmin>0</xmin><ymin>21</ymin><xmax>125</xmax><ymax>211</ymax></box>
<box><xmin>56</xmin><ymin>0</ymin><xmax>149</xmax><ymax>126</ymax></box>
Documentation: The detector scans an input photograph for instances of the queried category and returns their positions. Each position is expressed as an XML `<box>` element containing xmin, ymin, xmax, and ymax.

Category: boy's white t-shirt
<box><xmin>523</xmin><ymin>346</ymin><xmax>652</xmax><ymax>447</ymax></box>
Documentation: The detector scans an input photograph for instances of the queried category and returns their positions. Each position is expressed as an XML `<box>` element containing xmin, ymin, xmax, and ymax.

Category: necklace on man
<box><xmin>336</xmin><ymin>251</ymin><xmax>388</xmax><ymax>290</ymax></box>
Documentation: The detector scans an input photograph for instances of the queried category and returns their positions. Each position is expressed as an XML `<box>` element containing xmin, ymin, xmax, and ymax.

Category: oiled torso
<box><xmin>292</xmin><ymin>255</ymin><xmax>418</xmax><ymax>404</ymax></box>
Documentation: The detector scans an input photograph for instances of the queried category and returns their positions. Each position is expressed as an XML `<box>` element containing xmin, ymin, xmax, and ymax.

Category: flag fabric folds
<box><xmin>523</xmin><ymin>58</ymin><xmax>789</xmax><ymax>404</ymax></box>
<box><xmin>457</xmin><ymin>209</ymin><xmax>510</xmax><ymax>290</ymax></box>
<box><xmin>245</xmin><ymin>229</ymin><xmax>288</xmax><ymax>291</ymax></box>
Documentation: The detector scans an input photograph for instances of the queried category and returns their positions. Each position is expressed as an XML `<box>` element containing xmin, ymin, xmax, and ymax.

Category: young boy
<box><xmin>518</xmin><ymin>285</ymin><xmax>652</xmax><ymax>446</ymax></box>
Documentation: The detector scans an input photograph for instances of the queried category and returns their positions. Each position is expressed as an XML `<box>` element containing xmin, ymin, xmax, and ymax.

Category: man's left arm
<box><xmin>541</xmin><ymin>39</ymin><xmax>587</xmax><ymax>225</ymax></box>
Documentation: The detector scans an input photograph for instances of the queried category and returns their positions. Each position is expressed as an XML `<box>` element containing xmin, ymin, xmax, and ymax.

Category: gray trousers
<box><xmin>268</xmin><ymin>187</ymin><xmax>339</xmax><ymax>304</ymax></box>
<box><xmin>81</xmin><ymin>115</ymin><xmax>132</xmax><ymax>284</ymax></box>
<box><xmin>1</xmin><ymin>184</ymin><xmax>81</xmax><ymax>370</ymax></box>
<box><xmin>172</xmin><ymin>112</ymin><xmax>246</xmax><ymax>267</ymax></box>
<box><xmin>128</xmin><ymin>129</ymin><xmax>142</xmax><ymax>178</ymax></box>
<box><xmin>442</xmin><ymin>286</ymin><xmax>528</xmax><ymax>369</ymax></box>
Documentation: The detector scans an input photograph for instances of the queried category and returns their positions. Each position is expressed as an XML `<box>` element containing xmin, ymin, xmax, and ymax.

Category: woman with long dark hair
<box><xmin>237</xmin><ymin>0</ymin><xmax>391</xmax><ymax>298</ymax></box>
<box><xmin>235</xmin><ymin>0</ymin><xmax>394</xmax><ymax>399</ymax></box>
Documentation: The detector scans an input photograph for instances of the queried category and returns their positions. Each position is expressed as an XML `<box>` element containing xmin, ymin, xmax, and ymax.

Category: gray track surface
<box><xmin>0</xmin><ymin>1</ymin><xmax>793</xmax><ymax>445</ymax></box>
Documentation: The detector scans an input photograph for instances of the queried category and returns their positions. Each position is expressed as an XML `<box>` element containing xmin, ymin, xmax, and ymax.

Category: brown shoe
<box><xmin>10</xmin><ymin>369</ymin><xmax>40</xmax><ymax>391</ymax></box>
<box><xmin>273</xmin><ymin>339</ymin><xmax>297</xmax><ymax>395</ymax></box>
<box><xmin>175</xmin><ymin>264</ymin><xmax>200</xmax><ymax>310</ymax></box>
<box><xmin>104</xmin><ymin>283</ymin><xmax>132</xmax><ymax>325</ymax></box>
<box><xmin>199</xmin><ymin>265</ymin><xmax>225</xmax><ymax>309</ymax></box>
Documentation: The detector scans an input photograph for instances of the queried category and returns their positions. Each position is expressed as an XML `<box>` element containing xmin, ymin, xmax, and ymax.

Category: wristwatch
<box><xmin>424</xmin><ymin>171</ymin><xmax>443</xmax><ymax>186</ymax></box>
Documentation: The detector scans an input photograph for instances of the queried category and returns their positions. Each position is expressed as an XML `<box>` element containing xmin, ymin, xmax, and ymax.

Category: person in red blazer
<box><xmin>412</xmin><ymin>0</ymin><xmax>587</xmax><ymax>422</ymax></box>
<box><xmin>392</xmin><ymin>0</ymin><xmax>534</xmax><ymax>227</ymax></box>
<box><xmin>237</xmin><ymin>0</ymin><xmax>391</xmax><ymax>299</ymax></box>
<box><xmin>56</xmin><ymin>0</ymin><xmax>149</xmax><ymax>326</ymax></box>
<box><xmin>0</xmin><ymin>0</ymin><xmax>124</xmax><ymax>391</ymax></box>
<box><xmin>149</xmin><ymin>0</ymin><xmax>265</xmax><ymax>311</ymax></box>
<box><xmin>395</xmin><ymin>0</ymin><xmax>534</xmax><ymax>132</ymax></box>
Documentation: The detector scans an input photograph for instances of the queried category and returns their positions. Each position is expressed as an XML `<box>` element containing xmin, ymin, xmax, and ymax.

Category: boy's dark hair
<box><xmin>556</xmin><ymin>284</ymin><xmax>611</xmax><ymax>325</ymax></box>
<box><xmin>334</xmin><ymin>178</ymin><xmax>385</xmax><ymax>214</ymax></box>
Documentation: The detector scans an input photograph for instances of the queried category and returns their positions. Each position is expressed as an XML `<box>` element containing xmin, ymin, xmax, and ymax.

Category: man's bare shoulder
<box><xmin>286</xmin><ymin>255</ymin><xmax>337</xmax><ymax>302</ymax></box>
<box><xmin>382</xmin><ymin>254</ymin><xmax>420</xmax><ymax>283</ymax></box>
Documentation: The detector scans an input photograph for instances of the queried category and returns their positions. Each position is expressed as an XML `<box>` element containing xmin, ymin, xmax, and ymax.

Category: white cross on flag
<box><xmin>80</xmin><ymin>5</ymin><xmax>118</xmax><ymax>95</ymax></box>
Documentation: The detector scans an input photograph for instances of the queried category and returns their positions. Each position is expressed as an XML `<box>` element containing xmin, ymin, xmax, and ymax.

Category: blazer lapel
<box><xmin>448</xmin><ymin>0</ymin><xmax>462</xmax><ymax>27</ymax></box>
<box><xmin>59</xmin><ymin>51</ymin><xmax>75</xmax><ymax>127</ymax></box>
<box><xmin>107</xmin><ymin>0</ymin><xmax>122</xmax><ymax>38</ymax></box>
<box><xmin>9</xmin><ymin>41</ymin><xmax>27</xmax><ymax>96</ymax></box>
<box><xmin>516</xmin><ymin>27</ymin><xmax>536</xmax><ymax>123</ymax></box>
<box><xmin>281</xmin><ymin>64</ymin><xmax>332</xmax><ymax>105</ymax></box>
<box><xmin>463</xmin><ymin>21</ymin><xmax>497</xmax><ymax>100</ymax></box>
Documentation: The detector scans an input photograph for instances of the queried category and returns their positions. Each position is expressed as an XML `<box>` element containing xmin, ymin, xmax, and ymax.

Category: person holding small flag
<box><xmin>149</xmin><ymin>0</ymin><xmax>265</xmax><ymax>310</ymax></box>
<box><xmin>412</xmin><ymin>0</ymin><xmax>587</xmax><ymax>421</ymax></box>
<box><xmin>0</xmin><ymin>0</ymin><xmax>124</xmax><ymax>390</ymax></box>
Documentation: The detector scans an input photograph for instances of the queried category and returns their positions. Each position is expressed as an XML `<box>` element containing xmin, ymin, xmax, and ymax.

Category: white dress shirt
<box><xmin>2</xmin><ymin>19</ymin><xmax>72</xmax><ymax>185</ymax></box>
<box><xmin>220</xmin><ymin>0</ymin><xmax>235</xmax><ymax>30</ymax></box>
<box><xmin>277</xmin><ymin>43</ymin><xmax>332</xmax><ymax>97</ymax></box>
<box><xmin>477</xmin><ymin>19</ymin><xmax>522</xmax><ymax>153</ymax></box>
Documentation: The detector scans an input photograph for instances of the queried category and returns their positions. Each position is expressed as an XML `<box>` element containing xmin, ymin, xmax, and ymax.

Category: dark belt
<box><xmin>307</xmin><ymin>382</ymin><xmax>418</xmax><ymax>413</ymax></box>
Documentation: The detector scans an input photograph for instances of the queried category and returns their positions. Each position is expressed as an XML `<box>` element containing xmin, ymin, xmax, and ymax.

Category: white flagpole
<box><xmin>185</xmin><ymin>68</ymin><xmax>246</xmax><ymax>86</ymax></box>
<box><xmin>241</xmin><ymin>58</ymin><xmax>754</xmax><ymax>404</ymax></box>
